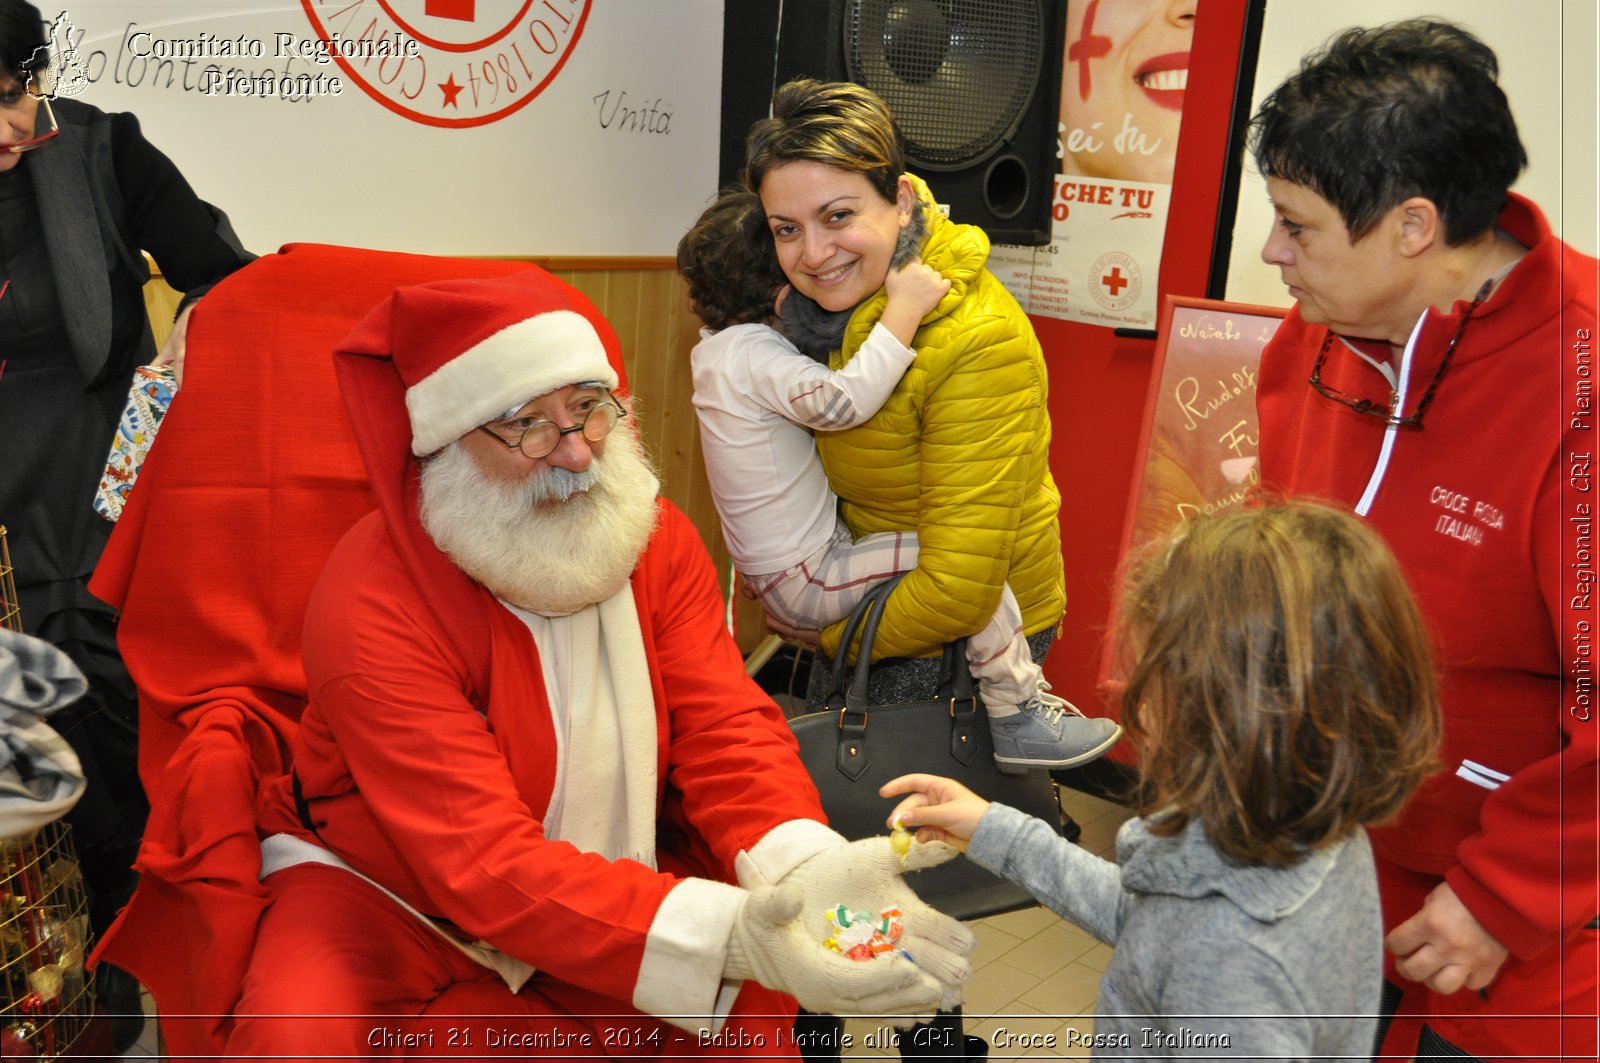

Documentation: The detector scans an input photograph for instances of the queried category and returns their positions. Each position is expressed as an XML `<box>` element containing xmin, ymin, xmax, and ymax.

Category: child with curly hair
<box><xmin>885</xmin><ymin>503</ymin><xmax>1443</xmax><ymax>1056</ymax></box>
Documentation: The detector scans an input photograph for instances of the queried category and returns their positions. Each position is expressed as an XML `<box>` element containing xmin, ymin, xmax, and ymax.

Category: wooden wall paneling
<box><xmin>663</xmin><ymin>274</ymin><xmax>719</xmax><ymax>551</ymax></box>
<box><xmin>645</xmin><ymin>278</ymin><xmax>700</xmax><ymax>527</ymax></box>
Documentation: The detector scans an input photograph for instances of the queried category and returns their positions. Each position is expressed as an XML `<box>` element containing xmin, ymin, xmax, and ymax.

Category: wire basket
<box><xmin>1</xmin><ymin>525</ymin><xmax>18</xmax><ymax>633</ymax></box>
<box><xmin>1</xmin><ymin>821</ymin><xmax>95</xmax><ymax>1060</ymax></box>
<box><xmin>0</xmin><ymin>526</ymin><xmax>99</xmax><ymax>1059</ymax></box>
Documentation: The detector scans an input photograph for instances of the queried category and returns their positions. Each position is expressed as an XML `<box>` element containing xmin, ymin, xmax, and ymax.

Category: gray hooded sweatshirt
<box><xmin>967</xmin><ymin>803</ymin><xmax>1382</xmax><ymax>1060</ymax></box>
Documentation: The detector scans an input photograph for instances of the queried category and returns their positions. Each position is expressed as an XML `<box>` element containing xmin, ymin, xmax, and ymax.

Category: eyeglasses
<box><xmin>476</xmin><ymin>393</ymin><xmax>626</xmax><ymax>459</ymax></box>
<box><xmin>4</xmin><ymin>96</ymin><xmax>58</xmax><ymax>155</ymax></box>
<box><xmin>1308</xmin><ymin>294</ymin><xmax>1483</xmax><ymax>429</ymax></box>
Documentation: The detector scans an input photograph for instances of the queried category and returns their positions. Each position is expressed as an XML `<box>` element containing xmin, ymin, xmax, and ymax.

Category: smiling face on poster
<box><xmin>986</xmin><ymin>0</ymin><xmax>1196</xmax><ymax>328</ymax></box>
<box><xmin>1059</xmin><ymin>0</ymin><xmax>1194</xmax><ymax>183</ymax></box>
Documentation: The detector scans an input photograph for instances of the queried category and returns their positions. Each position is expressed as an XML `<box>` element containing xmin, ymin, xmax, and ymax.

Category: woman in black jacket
<box><xmin>0</xmin><ymin>1</ymin><xmax>254</xmax><ymax>1039</ymax></box>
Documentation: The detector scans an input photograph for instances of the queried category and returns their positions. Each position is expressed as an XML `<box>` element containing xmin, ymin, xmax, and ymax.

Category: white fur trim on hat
<box><xmin>406</xmin><ymin>310</ymin><xmax>619</xmax><ymax>455</ymax></box>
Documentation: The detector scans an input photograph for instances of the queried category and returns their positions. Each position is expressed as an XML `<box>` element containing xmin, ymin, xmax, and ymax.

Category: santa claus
<box><xmin>220</xmin><ymin>268</ymin><xmax>975</xmax><ymax>1056</ymax></box>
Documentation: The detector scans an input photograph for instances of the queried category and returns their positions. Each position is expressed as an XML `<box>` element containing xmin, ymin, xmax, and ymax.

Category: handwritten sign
<box><xmin>1099</xmin><ymin>296</ymin><xmax>1286</xmax><ymax>691</ymax></box>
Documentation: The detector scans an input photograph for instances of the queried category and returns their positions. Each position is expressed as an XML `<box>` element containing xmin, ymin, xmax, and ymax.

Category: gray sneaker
<box><xmin>990</xmin><ymin>692</ymin><xmax>1123</xmax><ymax>773</ymax></box>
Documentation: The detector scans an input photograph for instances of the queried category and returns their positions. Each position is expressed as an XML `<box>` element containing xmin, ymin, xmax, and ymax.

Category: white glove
<box><xmin>774</xmin><ymin>837</ymin><xmax>977</xmax><ymax>1010</ymax></box>
<box><xmin>725</xmin><ymin>882</ymin><xmax>946</xmax><ymax>1020</ymax></box>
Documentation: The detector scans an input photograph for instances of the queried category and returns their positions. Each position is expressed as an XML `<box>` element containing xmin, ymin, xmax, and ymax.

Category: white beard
<box><xmin>419</xmin><ymin>427</ymin><xmax>661</xmax><ymax>616</ymax></box>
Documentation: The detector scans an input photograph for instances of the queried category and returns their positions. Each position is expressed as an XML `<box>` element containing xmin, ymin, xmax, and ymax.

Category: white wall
<box><xmin>39</xmin><ymin>3</ymin><xmax>1592</xmax><ymax>268</ymax></box>
<box><xmin>1225</xmin><ymin>0</ymin><xmax>1597</xmax><ymax>308</ymax></box>
<box><xmin>46</xmin><ymin>2</ymin><xmax>723</xmax><ymax>256</ymax></box>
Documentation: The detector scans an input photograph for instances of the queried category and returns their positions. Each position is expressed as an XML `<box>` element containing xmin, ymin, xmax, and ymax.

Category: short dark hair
<box><xmin>743</xmin><ymin>79</ymin><xmax>906</xmax><ymax>204</ymax></box>
<box><xmin>676</xmin><ymin>186</ymin><xmax>787</xmax><ymax>332</ymax></box>
<box><xmin>0</xmin><ymin>0</ymin><xmax>47</xmax><ymax>84</ymax></box>
<box><xmin>1115</xmin><ymin>502</ymin><xmax>1442</xmax><ymax>867</ymax></box>
<box><xmin>1249</xmin><ymin>19</ymin><xmax>1527</xmax><ymax>245</ymax></box>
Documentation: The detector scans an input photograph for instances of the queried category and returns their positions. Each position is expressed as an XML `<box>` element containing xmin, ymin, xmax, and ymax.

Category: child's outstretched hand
<box><xmin>880</xmin><ymin>774</ymin><xmax>989</xmax><ymax>853</ymax></box>
<box><xmin>879</xmin><ymin>258</ymin><xmax>950</xmax><ymax>346</ymax></box>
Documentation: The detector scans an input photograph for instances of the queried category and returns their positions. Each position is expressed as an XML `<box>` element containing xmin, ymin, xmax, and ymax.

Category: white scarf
<box><xmin>507</xmin><ymin>585</ymin><xmax>658</xmax><ymax>868</ymax></box>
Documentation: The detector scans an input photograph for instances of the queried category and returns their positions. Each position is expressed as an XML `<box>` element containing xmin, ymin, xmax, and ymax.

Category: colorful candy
<box><xmin>823</xmin><ymin>904</ymin><xmax>904</xmax><ymax>960</ymax></box>
<box><xmin>890</xmin><ymin>818</ymin><xmax>913</xmax><ymax>863</ymax></box>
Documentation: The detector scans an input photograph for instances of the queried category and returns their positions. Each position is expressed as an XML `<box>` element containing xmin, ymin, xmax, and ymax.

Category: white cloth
<box><xmin>506</xmin><ymin>588</ymin><xmax>658</xmax><ymax>868</ymax></box>
<box><xmin>0</xmin><ymin>628</ymin><xmax>87</xmax><ymax>838</ymax></box>
<box><xmin>691</xmin><ymin>322</ymin><xmax>914</xmax><ymax>575</ymax></box>
<box><xmin>259</xmin><ymin>832</ymin><xmax>536</xmax><ymax>991</ymax></box>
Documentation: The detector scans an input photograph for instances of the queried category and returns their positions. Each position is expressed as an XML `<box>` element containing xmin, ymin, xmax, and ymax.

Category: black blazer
<box><xmin>25</xmin><ymin>98</ymin><xmax>255</xmax><ymax>386</ymax></box>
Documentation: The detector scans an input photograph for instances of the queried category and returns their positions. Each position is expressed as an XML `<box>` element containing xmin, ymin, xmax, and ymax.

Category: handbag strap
<box><xmin>817</xmin><ymin>572</ymin><xmax>992</xmax><ymax>775</ymax></box>
<box><xmin>824</xmin><ymin>572</ymin><xmax>905</xmax><ymax>707</ymax></box>
<box><xmin>845</xmin><ymin>577</ymin><xmax>897</xmax><ymax>708</ymax></box>
<box><xmin>937</xmin><ymin>639</ymin><xmax>977</xmax><ymax>705</ymax></box>
<box><xmin>826</xmin><ymin>572</ymin><xmax>982</xmax><ymax>713</ymax></box>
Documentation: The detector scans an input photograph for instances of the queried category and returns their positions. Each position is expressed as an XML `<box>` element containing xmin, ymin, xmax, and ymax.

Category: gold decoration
<box><xmin>1</xmin><ymin>822</ymin><xmax>96</xmax><ymax>1059</ymax></box>
<box><xmin>0</xmin><ymin>526</ymin><xmax>18</xmax><ymax>632</ymax></box>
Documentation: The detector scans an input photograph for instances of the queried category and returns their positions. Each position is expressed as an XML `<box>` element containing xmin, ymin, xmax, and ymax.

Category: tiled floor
<box><xmin>844</xmin><ymin>787</ymin><xmax>1136</xmax><ymax>1059</ymax></box>
<box><xmin>117</xmin><ymin>788</ymin><xmax>1134</xmax><ymax>1061</ymax></box>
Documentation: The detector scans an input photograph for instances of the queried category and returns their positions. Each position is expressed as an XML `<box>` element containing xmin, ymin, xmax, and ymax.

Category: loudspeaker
<box><xmin>720</xmin><ymin>0</ymin><xmax>1066</xmax><ymax>246</ymax></box>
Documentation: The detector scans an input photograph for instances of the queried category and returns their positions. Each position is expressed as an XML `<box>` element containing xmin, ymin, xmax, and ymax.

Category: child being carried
<box><xmin>678</xmin><ymin>188</ymin><xmax>1121</xmax><ymax>771</ymax></box>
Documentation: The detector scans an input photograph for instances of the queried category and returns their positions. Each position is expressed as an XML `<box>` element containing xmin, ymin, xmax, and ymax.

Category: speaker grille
<box><xmin>845</xmin><ymin>0</ymin><xmax>1045</xmax><ymax>171</ymax></box>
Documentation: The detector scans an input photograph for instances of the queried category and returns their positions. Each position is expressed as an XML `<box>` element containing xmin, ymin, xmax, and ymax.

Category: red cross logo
<box><xmin>1102</xmin><ymin>266</ymin><xmax>1129</xmax><ymax>296</ymax></box>
<box><xmin>303</xmin><ymin>0</ymin><xmax>589</xmax><ymax>127</ymax></box>
<box><xmin>426</xmin><ymin>0</ymin><xmax>475</xmax><ymax>19</ymax></box>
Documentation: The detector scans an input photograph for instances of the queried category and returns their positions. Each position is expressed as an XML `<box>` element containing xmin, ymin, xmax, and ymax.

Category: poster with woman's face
<box><xmin>1059</xmin><ymin>0</ymin><xmax>1193</xmax><ymax>183</ymax></box>
<box><xmin>988</xmin><ymin>0</ymin><xmax>1196</xmax><ymax>330</ymax></box>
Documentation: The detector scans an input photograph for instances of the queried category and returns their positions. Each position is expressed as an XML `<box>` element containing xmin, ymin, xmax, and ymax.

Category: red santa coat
<box><xmin>1257</xmin><ymin>193</ymin><xmax>1598</xmax><ymax>1056</ymax></box>
<box><xmin>252</xmin><ymin>497</ymin><xmax>835</xmax><ymax>1028</ymax></box>
<box><xmin>89</xmin><ymin>247</ymin><xmax>834</xmax><ymax>1058</ymax></box>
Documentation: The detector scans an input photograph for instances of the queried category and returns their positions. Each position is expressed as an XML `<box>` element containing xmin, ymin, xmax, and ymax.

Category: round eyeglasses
<box><xmin>476</xmin><ymin>395</ymin><xmax>626</xmax><ymax>459</ymax></box>
<box><xmin>3</xmin><ymin>96</ymin><xmax>59</xmax><ymax>155</ymax></box>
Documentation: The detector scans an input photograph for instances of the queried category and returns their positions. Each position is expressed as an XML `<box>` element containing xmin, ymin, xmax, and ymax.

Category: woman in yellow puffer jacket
<box><xmin>746</xmin><ymin>80</ymin><xmax>1066</xmax><ymax>669</ymax></box>
<box><xmin>745</xmin><ymin>77</ymin><xmax>1111</xmax><ymax>1063</ymax></box>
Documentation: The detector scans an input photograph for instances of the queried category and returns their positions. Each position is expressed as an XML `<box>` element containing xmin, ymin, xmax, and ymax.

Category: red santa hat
<box><xmin>332</xmin><ymin>265</ymin><xmax>628</xmax><ymax>686</ymax></box>
<box><xmin>375</xmin><ymin>272</ymin><xmax>622</xmax><ymax>455</ymax></box>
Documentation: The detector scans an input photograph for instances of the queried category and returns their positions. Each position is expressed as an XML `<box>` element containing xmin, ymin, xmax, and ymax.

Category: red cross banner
<box><xmin>988</xmin><ymin>0</ymin><xmax>1197</xmax><ymax>329</ymax></box>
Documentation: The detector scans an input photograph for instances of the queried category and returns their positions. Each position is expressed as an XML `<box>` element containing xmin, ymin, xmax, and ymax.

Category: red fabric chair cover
<box><xmin>88</xmin><ymin>243</ymin><xmax>546</xmax><ymax>1058</ymax></box>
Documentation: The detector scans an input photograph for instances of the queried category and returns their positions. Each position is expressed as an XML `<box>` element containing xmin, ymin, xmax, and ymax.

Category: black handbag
<box><xmin>788</xmin><ymin>574</ymin><xmax>1059</xmax><ymax>920</ymax></box>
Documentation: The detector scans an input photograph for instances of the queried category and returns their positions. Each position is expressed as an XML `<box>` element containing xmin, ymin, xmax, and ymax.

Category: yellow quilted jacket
<box><xmin>817</xmin><ymin>175</ymin><xmax>1065</xmax><ymax>660</ymax></box>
